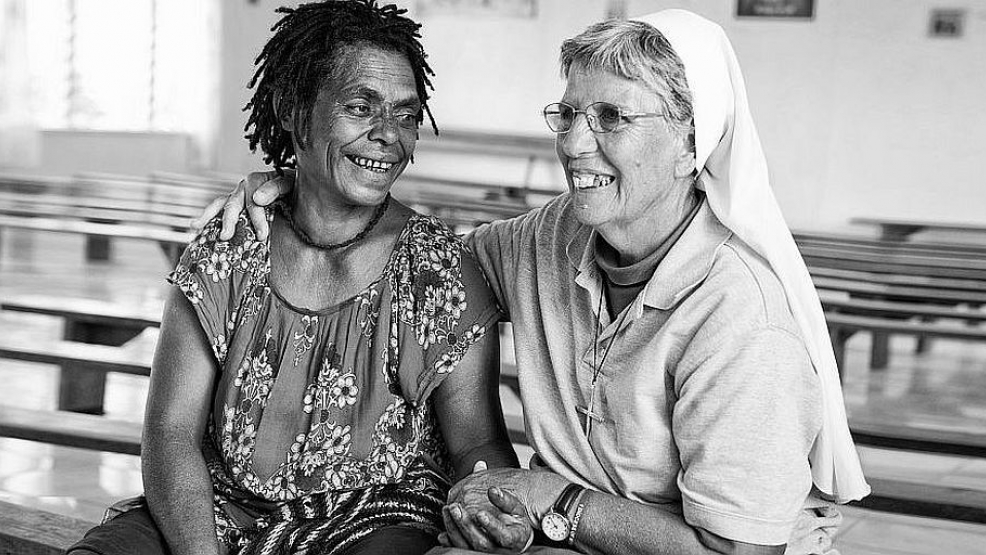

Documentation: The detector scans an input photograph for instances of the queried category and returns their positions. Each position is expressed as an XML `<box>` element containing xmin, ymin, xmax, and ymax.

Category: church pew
<box><xmin>0</xmin><ymin>500</ymin><xmax>95</xmax><ymax>555</ymax></box>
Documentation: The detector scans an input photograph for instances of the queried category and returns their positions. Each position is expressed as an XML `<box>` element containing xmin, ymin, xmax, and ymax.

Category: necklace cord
<box><xmin>275</xmin><ymin>194</ymin><xmax>390</xmax><ymax>251</ymax></box>
<box><xmin>584</xmin><ymin>279</ymin><xmax>633</xmax><ymax>437</ymax></box>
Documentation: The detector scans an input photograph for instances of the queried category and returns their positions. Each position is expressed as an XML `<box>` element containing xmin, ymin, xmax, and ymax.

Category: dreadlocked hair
<box><xmin>244</xmin><ymin>0</ymin><xmax>438</xmax><ymax>171</ymax></box>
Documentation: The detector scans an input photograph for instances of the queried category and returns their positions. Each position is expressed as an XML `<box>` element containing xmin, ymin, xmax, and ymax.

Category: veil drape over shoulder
<box><xmin>634</xmin><ymin>9</ymin><xmax>870</xmax><ymax>503</ymax></box>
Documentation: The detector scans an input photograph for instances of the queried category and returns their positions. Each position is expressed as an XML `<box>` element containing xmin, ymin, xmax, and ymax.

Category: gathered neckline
<box><xmin>263</xmin><ymin>210</ymin><xmax>417</xmax><ymax>316</ymax></box>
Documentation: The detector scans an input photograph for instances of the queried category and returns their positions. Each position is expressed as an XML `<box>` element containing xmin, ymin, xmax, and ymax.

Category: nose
<box><xmin>368</xmin><ymin>110</ymin><xmax>400</xmax><ymax>145</ymax></box>
<box><xmin>559</xmin><ymin>113</ymin><xmax>598</xmax><ymax>159</ymax></box>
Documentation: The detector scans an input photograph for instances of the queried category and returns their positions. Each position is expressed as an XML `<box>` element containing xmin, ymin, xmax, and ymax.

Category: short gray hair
<box><xmin>559</xmin><ymin>19</ymin><xmax>694</xmax><ymax>148</ymax></box>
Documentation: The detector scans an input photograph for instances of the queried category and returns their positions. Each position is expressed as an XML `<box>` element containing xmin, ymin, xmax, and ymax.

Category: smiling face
<box><xmin>556</xmin><ymin>63</ymin><xmax>695</xmax><ymax>231</ymax></box>
<box><xmin>284</xmin><ymin>43</ymin><xmax>421</xmax><ymax>209</ymax></box>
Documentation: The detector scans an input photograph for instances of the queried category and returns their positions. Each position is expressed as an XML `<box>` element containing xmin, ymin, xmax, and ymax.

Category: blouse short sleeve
<box><xmin>391</xmin><ymin>217</ymin><xmax>503</xmax><ymax>406</ymax></box>
<box><xmin>166</xmin><ymin>212</ymin><xmax>268</xmax><ymax>365</ymax></box>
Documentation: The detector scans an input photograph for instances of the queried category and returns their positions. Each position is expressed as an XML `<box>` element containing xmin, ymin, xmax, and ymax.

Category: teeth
<box><xmin>350</xmin><ymin>156</ymin><xmax>395</xmax><ymax>173</ymax></box>
<box><xmin>572</xmin><ymin>172</ymin><xmax>613</xmax><ymax>190</ymax></box>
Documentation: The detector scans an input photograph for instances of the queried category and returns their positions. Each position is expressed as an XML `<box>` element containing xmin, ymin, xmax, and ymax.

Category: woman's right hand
<box><xmin>191</xmin><ymin>170</ymin><xmax>295</xmax><ymax>241</ymax></box>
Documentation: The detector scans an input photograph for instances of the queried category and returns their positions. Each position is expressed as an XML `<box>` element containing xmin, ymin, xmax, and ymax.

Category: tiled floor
<box><xmin>1</xmin><ymin>227</ymin><xmax>986</xmax><ymax>553</ymax></box>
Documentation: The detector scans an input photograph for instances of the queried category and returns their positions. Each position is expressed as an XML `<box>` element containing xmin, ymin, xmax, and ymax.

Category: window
<box><xmin>22</xmin><ymin>0</ymin><xmax>217</xmax><ymax>132</ymax></box>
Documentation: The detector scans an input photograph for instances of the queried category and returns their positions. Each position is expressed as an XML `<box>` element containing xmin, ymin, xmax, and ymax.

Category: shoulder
<box><xmin>192</xmin><ymin>209</ymin><xmax>269</xmax><ymax>252</ymax></box>
<box><xmin>675</xmin><ymin>238</ymin><xmax>816</xmax><ymax>394</ymax></box>
<box><xmin>698</xmin><ymin>236</ymin><xmax>801</xmax><ymax>335</ymax></box>
<box><xmin>400</xmin><ymin>214</ymin><xmax>469</xmax><ymax>264</ymax></box>
<box><xmin>173</xmin><ymin>210</ymin><xmax>270</xmax><ymax>286</ymax></box>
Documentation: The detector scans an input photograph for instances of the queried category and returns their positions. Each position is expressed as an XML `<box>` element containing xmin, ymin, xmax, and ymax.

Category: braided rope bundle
<box><xmin>235</xmin><ymin>462</ymin><xmax>448</xmax><ymax>555</ymax></box>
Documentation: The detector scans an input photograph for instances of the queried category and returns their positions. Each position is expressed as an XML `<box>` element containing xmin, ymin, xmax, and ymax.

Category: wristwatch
<box><xmin>540</xmin><ymin>483</ymin><xmax>584</xmax><ymax>542</ymax></box>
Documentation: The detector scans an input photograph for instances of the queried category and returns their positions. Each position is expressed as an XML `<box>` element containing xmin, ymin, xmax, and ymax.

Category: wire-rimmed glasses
<box><xmin>542</xmin><ymin>101</ymin><xmax>665</xmax><ymax>134</ymax></box>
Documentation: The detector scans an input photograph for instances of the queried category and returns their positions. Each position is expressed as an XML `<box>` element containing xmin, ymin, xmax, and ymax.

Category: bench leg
<box><xmin>879</xmin><ymin>224</ymin><xmax>923</xmax><ymax>242</ymax></box>
<box><xmin>871</xmin><ymin>332</ymin><xmax>890</xmax><ymax>370</ymax></box>
<box><xmin>828</xmin><ymin>327</ymin><xmax>855</xmax><ymax>380</ymax></box>
<box><xmin>914</xmin><ymin>317</ymin><xmax>934</xmax><ymax>354</ymax></box>
<box><xmin>85</xmin><ymin>235</ymin><xmax>112</xmax><ymax>262</ymax></box>
<box><xmin>915</xmin><ymin>335</ymin><xmax>931</xmax><ymax>354</ymax></box>
<box><xmin>58</xmin><ymin>322</ymin><xmax>145</xmax><ymax>414</ymax></box>
<box><xmin>58</xmin><ymin>369</ymin><xmax>108</xmax><ymax>415</ymax></box>
<box><xmin>159</xmin><ymin>241</ymin><xmax>182</xmax><ymax>265</ymax></box>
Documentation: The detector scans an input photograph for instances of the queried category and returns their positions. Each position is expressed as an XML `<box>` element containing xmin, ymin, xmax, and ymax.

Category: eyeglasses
<box><xmin>542</xmin><ymin>101</ymin><xmax>665</xmax><ymax>134</ymax></box>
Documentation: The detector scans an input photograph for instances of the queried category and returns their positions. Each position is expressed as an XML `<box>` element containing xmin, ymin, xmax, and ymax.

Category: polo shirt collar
<box><xmin>566</xmin><ymin>199</ymin><xmax>731</xmax><ymax>315</ymax></box>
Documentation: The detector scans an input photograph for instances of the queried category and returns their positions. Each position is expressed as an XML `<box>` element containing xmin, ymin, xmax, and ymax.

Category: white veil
<box><xmin>633</xmin><ymin>9</ymin><xmax>870</xmax><ymax>503</ymax></box>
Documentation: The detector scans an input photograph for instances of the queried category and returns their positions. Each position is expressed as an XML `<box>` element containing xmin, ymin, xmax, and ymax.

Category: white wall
<box><xmin>623</xmin><ymin>0</ymin><xmax>986</xmax><ymax>229</ymax></box>
<box><xmin>212</xmin><ymin>0</ymin><xmax>986</xmax><ymax>231</ymax></box>
<box><xmin>17</xmin><ymin>0</ymin><xmax>986</xmax><ymax>232</ymax></box>
<box><xmin>35</xmin><ymin>131</ymin><xmax>192</xmax><ymax>177</ymax></box>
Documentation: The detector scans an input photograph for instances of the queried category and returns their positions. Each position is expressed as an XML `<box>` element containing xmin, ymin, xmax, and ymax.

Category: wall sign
<box><xmin>416</xmin><ymin>0</ymin><xmax>537</xmax><ymax>18</ymax></box>
<box><xmin>737</xmin><ymin>0</ymin><xmax>814</xmax><ymax>19</ymax></box>
<box><xmin>929</xmin><ymin>8</ymin><xmax>966</xmax><ymax>38</ymax></box>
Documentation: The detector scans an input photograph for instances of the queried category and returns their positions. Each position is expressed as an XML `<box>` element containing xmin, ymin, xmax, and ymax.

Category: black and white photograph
<box><xmin>0</xmin><ymin>1</ymin><xmax>984</xmax><ymax>554</ymax></box>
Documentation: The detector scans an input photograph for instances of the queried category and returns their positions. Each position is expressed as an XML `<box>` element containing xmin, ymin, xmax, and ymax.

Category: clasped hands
<box><xmin>438</xmin><ymin>464</ymin><xmax>571</xmax><ymax>554</ymax></box>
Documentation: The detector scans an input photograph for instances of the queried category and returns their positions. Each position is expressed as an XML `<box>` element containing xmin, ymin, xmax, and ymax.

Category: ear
<box><xmin>674</xmin><ymin>147</ymin><xmax>696</xmax><ymax>179</ymax></box>
<box><xmin>273</xmin><ymin>91</ymin><xmax>293</xmax><ymax>133</ymax></box>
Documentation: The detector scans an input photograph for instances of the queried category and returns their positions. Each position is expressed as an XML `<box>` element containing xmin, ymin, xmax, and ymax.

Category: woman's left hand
<box><xmin>445</xmin><ymin>468</ymin><xmax>570</xmax><ymax>549</ymax></box>
<box><xmin>449</xmin><ymin>468</ymin><xmax>568</xmax><ymax>522</ymax></box>
<box><xmin>442</xmin><ymin>486</ymin><xmax>534</xmax><ymax>553</ymax></box>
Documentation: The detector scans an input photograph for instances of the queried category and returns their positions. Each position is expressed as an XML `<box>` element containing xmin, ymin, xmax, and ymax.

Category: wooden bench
<box><xmin>0</xmin><ymin>405</ymin><xmax>142</xmax><ymax>455</ymax></box>
<box><xmin>811</xmin><ymin>267</ymin><xmax>986</xmax><ymax>295</ymax></box>
<box><xmin>825</xmin><ymin>311</ymin><xmax>986</xmax><ymax>370</ymax></box>
<box><xmin>850</xmin><ymin>216</ymin><xmax>986</xmax><ymax>242</ymax></box>
<box><xmin>795</xmin><ymin>230</ymin><xmax>986</xmax><ymax>259</ymax></box>
<box><xmin>0</xmin><ymin>213</ymin><xmax>190</xmax><ymax>266</ymax></box>
<box><xmin>803</xmin><ymin>231</ymin><xmax>986</xmax><ymax>370</ymax></box>
<box><xmin>848</xmin><ymin>413</ymin><xmax>986</xmax><ymax>458</ymax></box>
<box><xmin>0</xmin><ymin>296</ymin><xmax>535</xmax><ymax>454</ymax></box>
<box><xmin>0</xmin><ymin>296</ymin><xmax>161</xmax><ymax>414</ymax></box>
<box><xmin>0</xmin><ymin>172</ymin><xmax>224</xmax><ymax>264</ymax></box>
<box><xmin>857</xmin><ymin>477</ymin><xmax>986</xmax><ymax>524</ymax></box>
<box><xmin>820</xmin><ymin>294</ymin><xmax>986</xmax><ymax>323</ymax></box>
<box><xmin>814</xmin><ymin>276</ymin><xmax>986</xmax><ymax>310</ymax></box>
<box><xmin>0</xmin><ymin>499</ymin><xmax>95</xmax><ymax>555</ymax></box>
<box><xmin>802</xmin><ymin>246</ymin><xmax>986</xmax><ymax>282</ymax></box>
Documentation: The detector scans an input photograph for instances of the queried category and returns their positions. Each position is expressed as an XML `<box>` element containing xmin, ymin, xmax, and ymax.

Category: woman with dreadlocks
<box><xmin>67</xmin><ymin>2</ymin><xmax>517</xmax><ymax>554</ymax></box>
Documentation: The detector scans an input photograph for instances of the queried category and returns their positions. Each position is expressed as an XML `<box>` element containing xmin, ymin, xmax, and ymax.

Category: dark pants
<box><xmin>66</xmin><ymin>505</ymin><xmax>438</xmax><ymax>555</ymax></box>
<box><xmin>67</xmin><ymin>505</ymin><xmax>169</xmax><ymax>555</ymax></box>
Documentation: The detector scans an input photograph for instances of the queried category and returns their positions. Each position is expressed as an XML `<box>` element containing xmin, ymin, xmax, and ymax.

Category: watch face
<box><xmin>541</xmin><ymin>511</ymin><xmax>570</xmax><ymax>542</ymax></box>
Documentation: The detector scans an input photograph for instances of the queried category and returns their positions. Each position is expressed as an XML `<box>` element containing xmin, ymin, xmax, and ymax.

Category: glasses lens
<box><xmin>544</xmin><ymin>103</ymin><xmax>573</xmax><ymax>132</ymax></box>
<box><xmin>588</xmin><ymin>102</ymin><xmax>622</xmax><ymax>132</ymax></box>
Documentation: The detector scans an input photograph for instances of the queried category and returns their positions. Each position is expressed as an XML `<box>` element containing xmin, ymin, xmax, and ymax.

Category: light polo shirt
<box><xmin>465</xmin><ymin>193</ymin><xmax>823</xmax><ymax>545</ymax></box>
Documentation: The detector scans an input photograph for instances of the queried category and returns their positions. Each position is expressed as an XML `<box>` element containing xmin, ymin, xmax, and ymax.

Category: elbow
<box><xmin>696</xmin><ymin>528</ymin><xmax>786</xmax><ymax>555</ymax></box>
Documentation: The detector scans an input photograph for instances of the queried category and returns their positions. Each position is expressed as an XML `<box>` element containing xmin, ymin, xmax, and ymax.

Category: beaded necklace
<box><xmin>274</xmin><ymin>194</ymin><xmax>390</xmax><ymax>251</ymax></box>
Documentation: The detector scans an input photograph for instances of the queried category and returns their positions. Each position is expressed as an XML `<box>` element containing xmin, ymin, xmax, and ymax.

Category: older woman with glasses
<box><xmin>204</xmin><ymin>9</ymin><xmax>868</xmax><ymax>555</ymax></box>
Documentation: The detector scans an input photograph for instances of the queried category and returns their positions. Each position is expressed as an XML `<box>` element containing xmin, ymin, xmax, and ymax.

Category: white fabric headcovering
<box><xmin>633</xmin><ymin>9</ymin><xmax>869</xmax><ymax>503</ymax></box>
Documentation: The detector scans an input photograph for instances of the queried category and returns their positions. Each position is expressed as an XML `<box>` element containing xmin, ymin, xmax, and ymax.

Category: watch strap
<box><xmin>566</xmin><ymin>489</ymin><xmax>589</xmax><ymax>546</ymax></box>
<box><xmin>552</xmin><ymin>483</ymin><xmax>583</xmax><ymax>516</ymax></box>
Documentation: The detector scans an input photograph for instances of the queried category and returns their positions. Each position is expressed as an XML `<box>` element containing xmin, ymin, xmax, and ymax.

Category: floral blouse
<box><xmin>167</xmin><ymin>209</ymin><xmax>501</xmax><ymax>534</ymax></box>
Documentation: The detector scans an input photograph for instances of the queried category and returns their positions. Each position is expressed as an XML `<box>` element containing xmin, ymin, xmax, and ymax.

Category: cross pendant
<box><xmin>577</xmin><ymin>404</ymin><xmax>604</xmax><ymax>437</ymax></box>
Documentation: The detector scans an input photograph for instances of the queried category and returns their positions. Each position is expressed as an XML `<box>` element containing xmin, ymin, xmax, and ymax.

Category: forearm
<box><xmin>142</xmin><ymin>429</ymin><xmax>222</xmax><ymax>555</ymax></box>
<box><xmin>452</xmin><ymin>436</ymin><xmax>519</xmax><ymax>478</ymax></box>
<box><xmin>570</xmin><ymin>491</ymin><xmax>783</xmax><ymax>555</ymax></box>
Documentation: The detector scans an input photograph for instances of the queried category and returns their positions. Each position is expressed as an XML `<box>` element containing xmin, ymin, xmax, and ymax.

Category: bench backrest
<box><xmin>0</xmin><ymin>500</ymin><xmax>94</xmax><ymax>555</ymax></box>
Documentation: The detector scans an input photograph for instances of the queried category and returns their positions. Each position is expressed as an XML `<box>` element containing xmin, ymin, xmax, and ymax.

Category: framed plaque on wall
<box><xmin>737</xmin><ymin>0</ymin><xmax>814</xmax><ymax>19</ymax></box>
<box><xmin>416</xmin><ymin>0</ymin><xmax>537</xmax><ymax>18</ymax></box>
